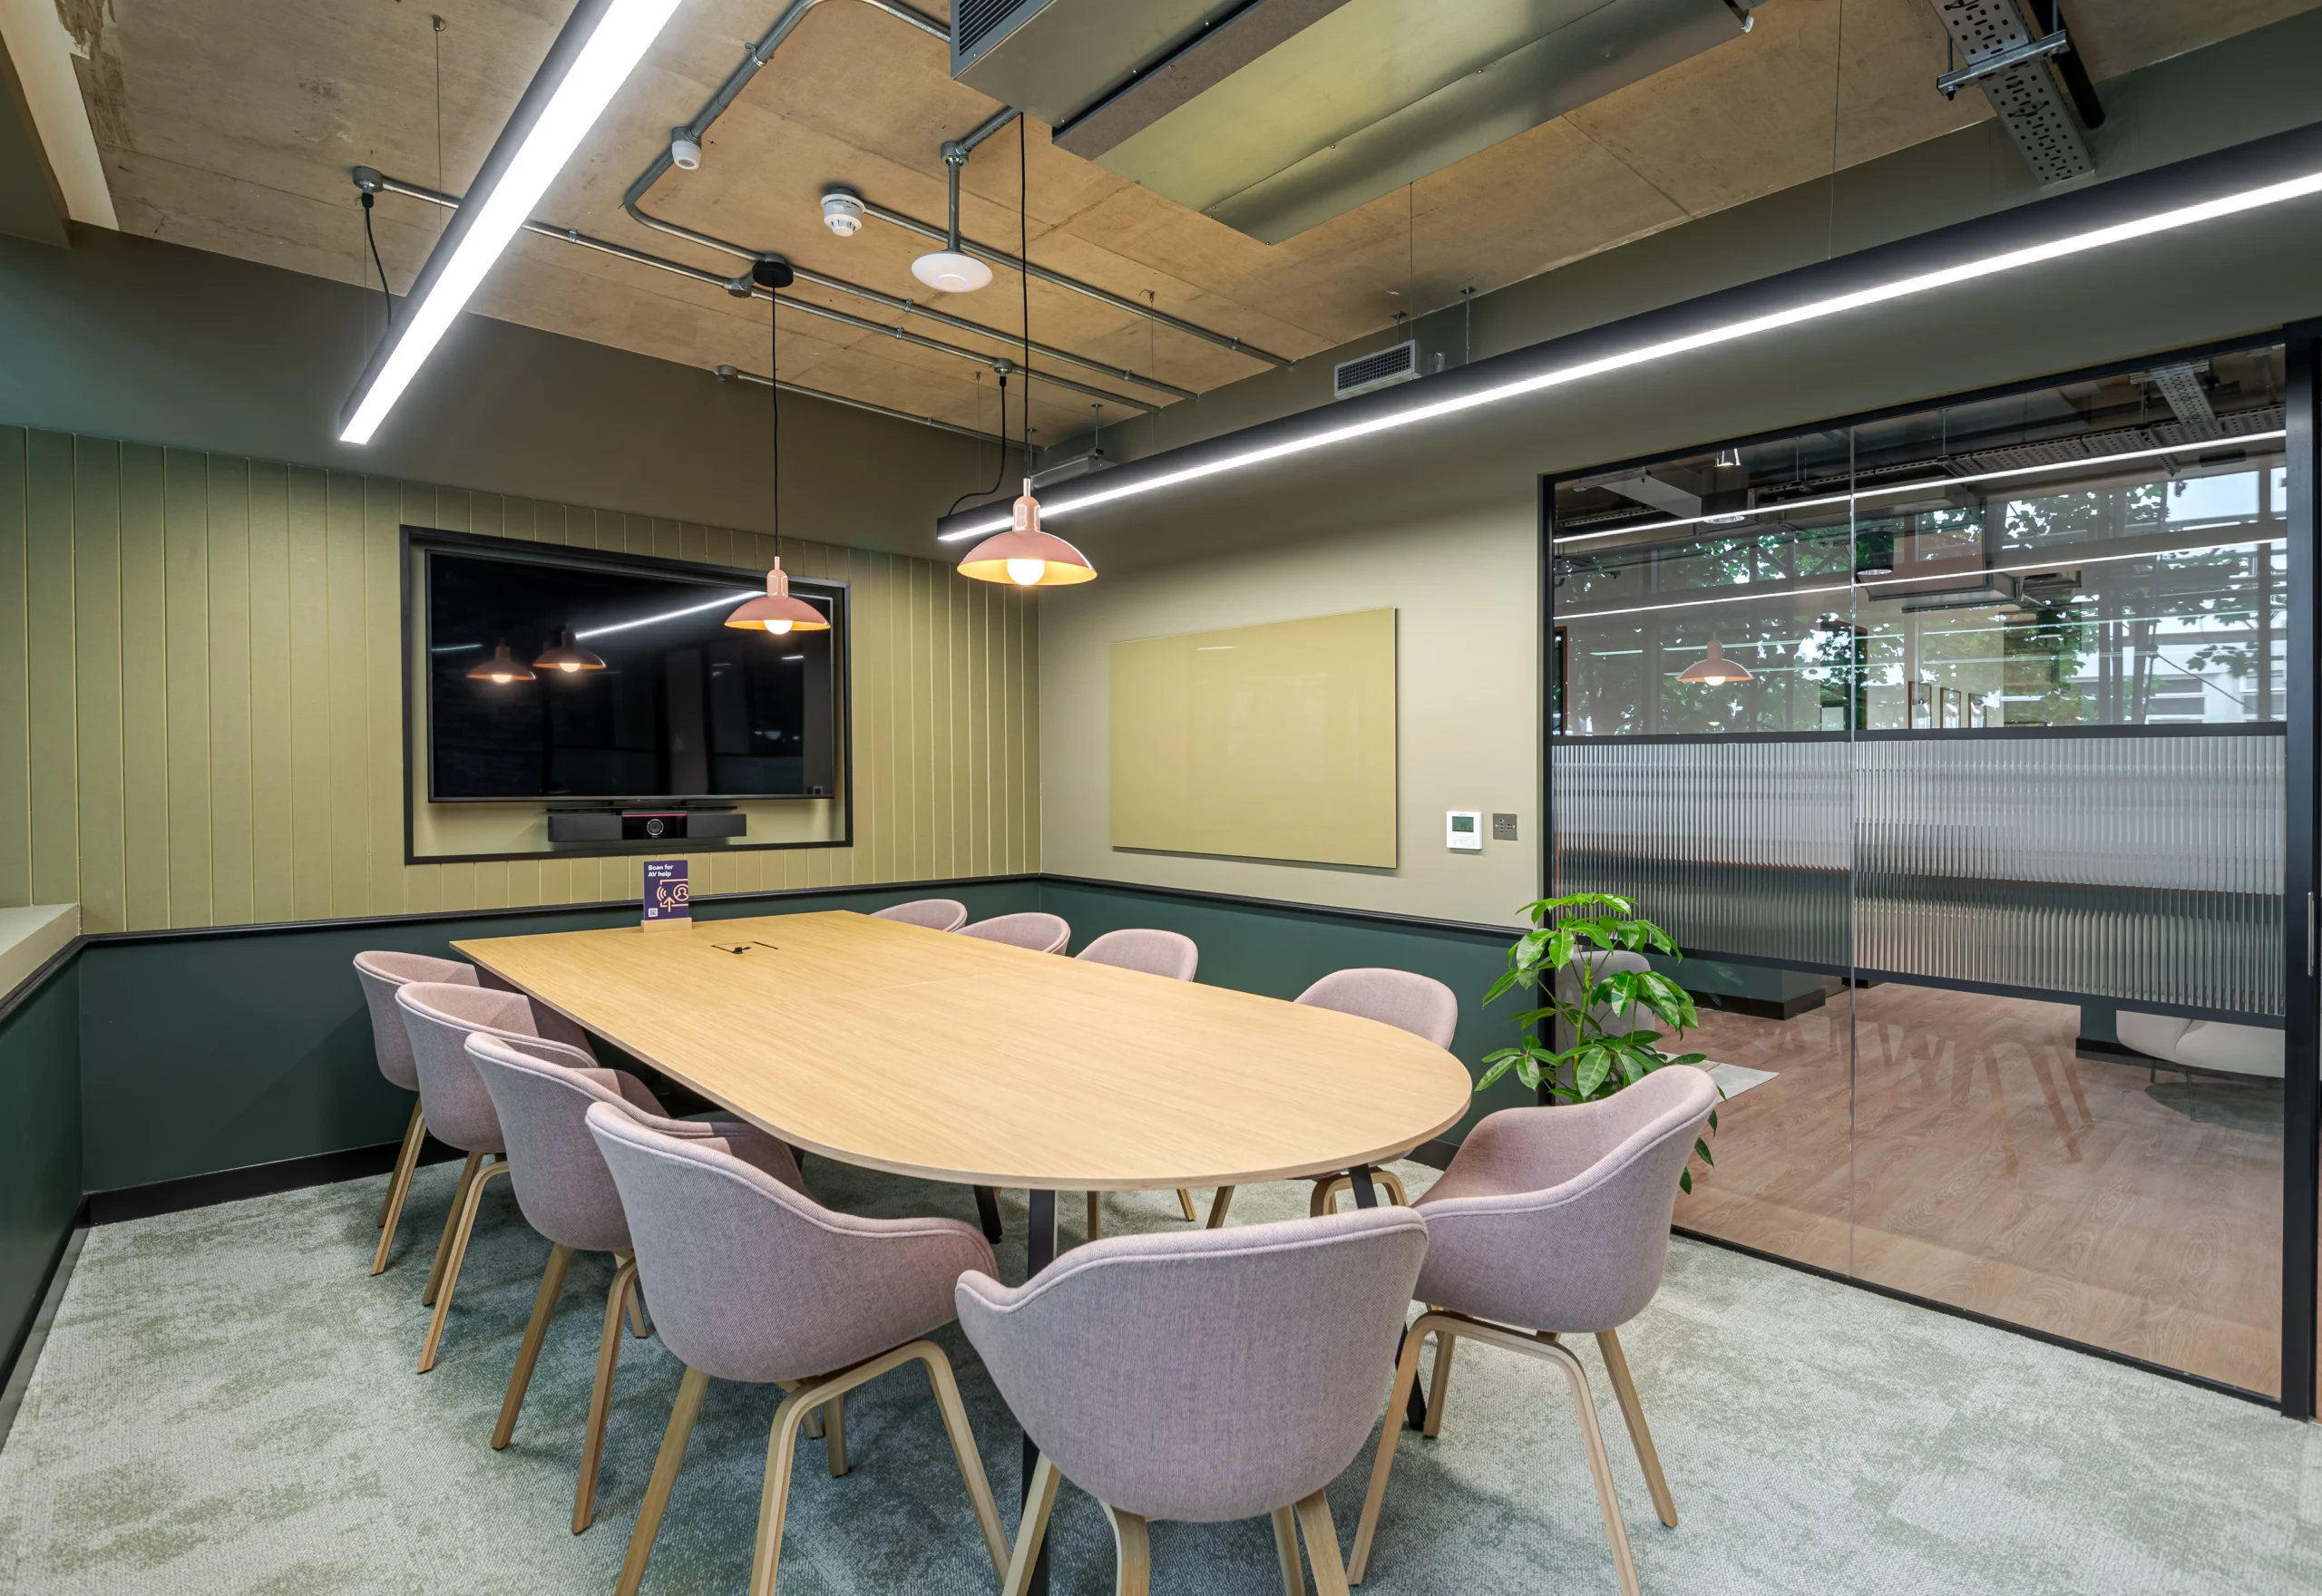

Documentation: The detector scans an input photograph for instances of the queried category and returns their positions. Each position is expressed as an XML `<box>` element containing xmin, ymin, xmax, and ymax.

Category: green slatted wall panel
<box><xmin>0</xmin><ymin>426</ymin><xmax>1039</xmax><ymax>933</ymax></box>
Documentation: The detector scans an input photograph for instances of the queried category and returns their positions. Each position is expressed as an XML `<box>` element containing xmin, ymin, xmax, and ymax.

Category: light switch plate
<box><xmin>1447</xmin><ymin>811</ymin><xmax>1483</xmax><ymax>852</ymax></box>
<box><xmin>1492</xmin><ymin>813</ymin><xmax>1518</xmax><ymax>841</ymax></box>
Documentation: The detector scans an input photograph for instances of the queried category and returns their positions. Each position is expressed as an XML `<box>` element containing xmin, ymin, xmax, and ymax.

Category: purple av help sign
<box><xmin>642</xmin><ymin>860</ymin><xmax>689</xmax><ymax>931</ymax></box>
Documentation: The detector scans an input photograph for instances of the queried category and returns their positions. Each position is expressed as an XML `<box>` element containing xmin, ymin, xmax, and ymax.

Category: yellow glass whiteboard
<box><xmin>1110</xmin><ymin>608</ymin><xmax>1397</xmax><ymax>867</ymax></box>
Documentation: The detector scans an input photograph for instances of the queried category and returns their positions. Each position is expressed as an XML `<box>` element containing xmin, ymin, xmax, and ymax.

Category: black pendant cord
<box><xmin>362</xmin><ymin>192</ymin><xmax>393</xmax><ymax>326</ymax></box>
<box><xmin>946</xmin><ymin>369</ymin><xmax>1008</xmax><ymax>516</ymax></box>
<box><xmin>769</xmin><ymin>287</ymin><xmax>780</xmax><ymax>559</ymax></box>
<box><xmin>1020</xmin><ymin>116</ymin><xmax>1031</xmax><ymax>476</ymax></box>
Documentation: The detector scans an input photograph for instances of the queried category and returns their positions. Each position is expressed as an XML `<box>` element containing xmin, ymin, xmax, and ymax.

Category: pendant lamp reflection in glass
<box><xmin>467</xmin><ymin>641</ymin><xmax>536</xmax><ymax>684</ymax></box>
<box><xmin>532</xmin><ymin>627</ymin><xmax>608</xmax><ymax>673</ymax></box>
<box><xmin>959</xmin><ymin>480</ymin><xmax>1097</xmax><ymax>587</ymax></box>
<box><xmin>1676</xmin><ymin>637</ymin><xmax>1751</xmax><ymax>686</ymax></box>
<box><xmin>726</xmin><ymin>557</ymin><xmax>830</xmax><ymax>635</ymax></box>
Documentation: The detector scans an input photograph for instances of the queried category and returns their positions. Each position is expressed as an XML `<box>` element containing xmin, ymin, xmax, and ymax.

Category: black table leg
<box><xmin>974</xmin><ymin>1185</ymin><xmax>1003</xmax><ymax>1242</ymax></box>
<box><xmin>1348</xmin><ymin>1164</ymin><xmax>1380</xmax><ymax>1208</ymax></box>
<box><xmin>1020</xmin><ymin>1189</ymin><xmax>1056</xmax><ymax>1596</ymax></box>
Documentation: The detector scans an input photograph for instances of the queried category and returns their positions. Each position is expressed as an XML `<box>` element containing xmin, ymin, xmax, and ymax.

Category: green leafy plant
<box><xmin>1478</xmin><ymin>892</ymin><xmax>1720</xmax><ymax>1192</ymax></box>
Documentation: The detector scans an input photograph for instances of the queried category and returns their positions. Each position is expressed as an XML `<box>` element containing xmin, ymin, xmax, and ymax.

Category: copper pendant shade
<box><xmin>1676</xmin><ymin>637</ymin><xmax>1752</xmax><ymax>686</ymax></box>
<box><xmin>725</xmin><ymin>557</ymin><xmax>831</xmax><ymax>635</ymax></box>
<box><xmin>532</xmin><ymin>627</ymin><xmax>608</xmax><ymax>673</ymax></box>
<box><xmin>467</xmin><ymin>641</ymin><xmax>536</xmax><ymax>684</ymax></box>
<box><xmin>959</xmin><ymin>481</ymin><xmax>1096</xmax><ymax>587</ymax></box>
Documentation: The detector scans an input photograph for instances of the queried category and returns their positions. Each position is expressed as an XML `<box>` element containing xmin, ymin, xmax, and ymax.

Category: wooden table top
<box><xmin>454</xmin><ymin>910</ymin><xmax>1471</xmax><ymax>1192</ymax></box>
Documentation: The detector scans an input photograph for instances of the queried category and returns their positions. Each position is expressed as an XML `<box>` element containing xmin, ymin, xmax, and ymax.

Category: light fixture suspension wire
<box><xmin>948</xmin><ymin>367</ymin><xmax>1008</xmax><ymax>516</ymax></box>
<box><xmin>1020</xmin><ymin>116</ymin><xmax>1032</xmax><ymax>470</ymax></box>
<box><xmin>769</xmin><ymin>285</ymin><xmax>781</xmax><ymax>557</ymax></box>
<box><xmin>363</xmin><ymin>192</ymin><xmax>394</xmax><ymax>326</ymax></box>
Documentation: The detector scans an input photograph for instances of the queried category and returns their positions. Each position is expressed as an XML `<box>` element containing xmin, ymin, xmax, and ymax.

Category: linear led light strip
<box><xmin>1560</xmin><ymin>539</ymin><xmax>2278</xmax><ymax>622</ymax></box>
<box><xmin>575</xmin><ymin>590</ymin><xmax>759</xmax><ymax>640</ymax></box>
<box><xmin>1554</xmin><ymin>431</ymin><xmax>2290</xmax><ymax>545</ymax></box>
<box><xmin>938</xmin><ymin>168</ymin><xmax>2322</xmax><ymax>543</ymax></box>
<box><xmin>339</xmin><ymin>0</ymin><xmax>682</xmax><ymax>445</ymax></box>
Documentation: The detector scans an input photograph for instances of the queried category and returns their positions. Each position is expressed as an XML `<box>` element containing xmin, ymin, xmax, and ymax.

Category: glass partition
<box><xmin>1550</xmin><ymin>343</ymin><xmax>2293</xmax><ymax>1396</ymax></box>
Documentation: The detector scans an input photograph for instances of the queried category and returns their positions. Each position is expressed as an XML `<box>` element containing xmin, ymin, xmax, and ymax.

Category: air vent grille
<box><xmin>1333</xmin><ymin>340</ymin><xmax>1418</xmax><ymax>399</ymax></box>
<box><xmin>954</xmin><ymin>0</ymin><xmax>1030</xmax><ymax>63</ymax></box>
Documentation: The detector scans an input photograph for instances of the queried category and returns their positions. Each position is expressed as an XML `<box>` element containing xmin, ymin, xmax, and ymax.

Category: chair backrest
<box><xmin>958</xmin><ymin>912</ymin><xmax>1070</xmax><ymax>954</ymax></box>
<box><xmin>396</xmin><ymin>982</ymin><xmax>595</xmax><ymax>1154</ymax></box>
<box><xmin>466</xmin><ymin>1035</ymin><xmax>646</xmax><ymax>1254</ymax></box>
<box><xmin>870</xmin><ymin>898</ymin><xmax>969</xmax><ymax>932</ymax></box>
<box><xmin>353</xmin><ymin>951</ymin><xmax>476</xmax><ymax>1092</ymax></box>
<box><xmin>585</xmin><ymin>1104</ymin><xmax>996</xmax><ymax>1385</ymax></box>
<box><xmin>1075</xmin><ymin>928</ymin><xmax>1198</xmax><ymax>981</ymax></box>
<box><xmin>955</xmin><ymin>1209</ymin><xmax>1428</xmax><ymax>1523</ymax></box>
<box><xmin>1415</xmin><ymin>1065</ymin><xmax>1718</xmax><ymax>1334</ymax></box>
<box><xmin>1295</xmin><ymin>968</ymin><xmax>1459</xmax><ymax>1049</ymax></box>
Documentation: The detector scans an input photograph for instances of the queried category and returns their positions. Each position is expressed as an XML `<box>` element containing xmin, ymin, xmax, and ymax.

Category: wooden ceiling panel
<box><xmin>68</xmin><ymin>0</ymin><xmax>2318</xmax><ymax>452</ymax></box>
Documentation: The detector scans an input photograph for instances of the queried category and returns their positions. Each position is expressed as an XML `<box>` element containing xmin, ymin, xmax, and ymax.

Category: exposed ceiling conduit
<box><xmin>360</xmin><ymin>170</ymin><xmax>1159</xmax><ymax>414</ymax></box>
<box><xmin>618</xmin><ymin>0</ymin><xmax>1293</xmax><ymax>374</ymax></box>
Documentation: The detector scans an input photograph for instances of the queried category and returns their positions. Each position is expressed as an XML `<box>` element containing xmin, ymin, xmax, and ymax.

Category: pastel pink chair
<box><xmin>959</xmin><ymin>912</ymin><xmax>1070</xmax><ymax>954</ymax></box>
<box><xmin>1205</xmin><ymin>967</ymin><xmax>1459</xmax><ymax>1228</ymax></box>
<box><xmin>395</xmin><ymin>980</ymin><xmax>598</xmax><ymax>1373</ymax></box>
<box><xmin>1075</xmin><ymin>928</ymin><xmax>1203</xmax><ymax>1231</ymax></box>
<box><xmin>870</xmin><ymin>898</ymin><xmax>969</xmax><ymax>932</ymax></box>
<box><xmin>1349</xmin><ymin>1065</ymin><xmax>1719</xmax><ymax>1596</ymax></box>
<box><xmin>353</xmin><ymin>950</ymin><xmax>477</xmax><ymax>1275</ymax></box>
<box><xmin>958</xmin><ymin>1208</ymin><xmax>1429</xmax><ymax>1595</ymax></box>
<box><xmin>586</xmin><ymin>1104</ymin><xmax>1010</xmax><ymax>1596</ymax></box>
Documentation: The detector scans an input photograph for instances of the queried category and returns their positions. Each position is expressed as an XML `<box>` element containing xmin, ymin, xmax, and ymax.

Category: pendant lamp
<box><xmin>532</xmin><ymin>627</ymin><xmax>607</xmax><ymax>673</ymax></box>
<box><xmin>467</xmin><ymin>641</ymin><xmax>536</xmax><ymax>684</ymax></box>
<box><xmin>1677</xmin><ymin>637</ymin><xmax>1751</xmax><ymax>686</ymax></box>
<box><xmin>958</xmin><ymin>121</ymin><xmax>1098</xmax><ymax>590</ymax></box>
<box><xmin>727</xmin><ymin>258</ymin><xmax>832</xmax><ymax>637</ymax></box>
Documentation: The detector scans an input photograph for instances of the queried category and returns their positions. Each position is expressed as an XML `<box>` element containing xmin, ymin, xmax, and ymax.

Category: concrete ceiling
<box><xmin>54</xmin><ymin>0</ymin><xmax>2319</xmax><ymax>452</ymax></box>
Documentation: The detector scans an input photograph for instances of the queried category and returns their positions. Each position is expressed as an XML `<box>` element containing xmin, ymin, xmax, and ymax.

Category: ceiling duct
<box><xmin>1929</xmin><ymin>0</ymin><xmax>2101</xmax><ymax>185</ymax></box>
<box><xmin>954</xmin><ymin>0</ymin><xmax>1762</xmax><ymax>244</ymax></box>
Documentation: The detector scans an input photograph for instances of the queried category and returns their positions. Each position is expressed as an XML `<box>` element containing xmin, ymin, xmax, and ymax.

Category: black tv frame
<box><xmin>399</xmin><ymin>526</ymin><xmax>854</xmax><ymax>864</ymax></box>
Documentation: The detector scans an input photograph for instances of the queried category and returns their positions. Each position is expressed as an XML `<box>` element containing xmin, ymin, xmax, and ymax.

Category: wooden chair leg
<box><xmin>1003</xmin><ymin>1454</ymin><xmax>1061</xmax><ymax>1596</ymax></box>
<box><xmin>1205</xmin><ymin>1186</ymin><xmax>1235</xmax><ymax>1228</ymax></box>
<box><xmin>911</xmin><ymin>1341</ymin><xmax>1011</xmax><ymax>1578</ymax></box>
<box><xmin>1348</xmin><ymin>1310</ymin><xmax>1437</xmax><ymax>1584</ymax></box>
<box><xmin>492</xmin><ymin>1242</ymin><xmax>573</xmax><ymax>1448</ymax></box>
<box><xmin>746</xmin><ymin>1383</ymin><xmax>818</xmax><ymax>1596</ymax></box>
<box><xmin>1595</xmin><ymin>1328</ymin><xmax>1677</xmax><ymax>1528</ymax></box>
<box><xmin>1422</xmin><ymin>1319</ymin><xmax>1456</xmax><ymax>1439</ymax></box>
<box><xmin>1541</xmin><ymin>1337</ymin><xmax>1642</xmax><ymax>1596</ymax></box>
<box><xmin>1378</xmin><ymin>1169</ymin><xmax>1410</xmax><ymax>1206</ymax></box>
<box><xmin>620</xmin><ymin>1251</ymin><xmax>650</xmax><ymax>1338</ymax></box>
<box><xmin>573</xmin><ymin>1257</ymin><xmax>639</xmax><ymax>1533</ymax></box>
<box><xmin>1101</xmin><ymin>1503</ymin><xmax>1152</xmax><ymax>1596</ymax></box>
<box><xmin>614</xmin><ymin>1364</ymin><xmax>710</xmax><ymax>1596</ymax></box>
<box><xmin>1086</xmin><ymin>1191</ymin><xmax>1102</xmax><ymax>1241</ymax></box>
<box><xmin>823</xmin><ymin>1392</ymin><xmax>848</xmax><ymax>1478</ymax></box>
<box><xmin>418</xmin><ymin>1159</ymin><xmax>507</xmax><ymax>1373</ymax></box>
<box><xmin>1294</xmin><ymin>1491</ymin><xmax>1352</xmax><ymax>1596</ymax></box>
<box><xmin>1310</xmin><ymin>1177</ymin><xmax>1347</xmax><ymax>1217</ymax></box>
<box><xmin>1272</xmin><ymin>1504</ymin><xmax>1307</xmax><ymax>1596</ymax></box>
<box><xmin>1176</xmin><ymin>1188</ymin><xmax>1198</xmax><ymax>1223</ymax></box>
<box><xmin>371</xmin><ymin>1103</ymin><xmax>425</xmax><ymax>1272</ymax></box>
<box><xmin>420</xmin><ymin>1151</ymin><xmax>483</xmax><ymax>1306</ymax></box>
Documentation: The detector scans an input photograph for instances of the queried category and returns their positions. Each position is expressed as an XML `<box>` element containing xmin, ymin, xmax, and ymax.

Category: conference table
<box><xmin>455</xmin><ymin>909</ymin><xmax>1472</xmax><ymax>1591</ymax></box>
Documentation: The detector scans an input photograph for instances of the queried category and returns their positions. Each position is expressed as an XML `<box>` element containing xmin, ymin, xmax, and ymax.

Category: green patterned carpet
<box><xmin>1</xmin><ymin>1155</ymin><xmax>2317</xmax><ymax>1594</ymax></box>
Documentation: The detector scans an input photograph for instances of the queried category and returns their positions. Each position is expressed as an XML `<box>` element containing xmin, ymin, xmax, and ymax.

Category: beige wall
<box><xmin>0</xmin><ymin>425</ymin><xmax>1039</xmax><ymax>935</ymax></box>
<box><xmin>1041</xmin><ymin>505</ymin><xmax>1537</xmax><ymax>929</ymax></box>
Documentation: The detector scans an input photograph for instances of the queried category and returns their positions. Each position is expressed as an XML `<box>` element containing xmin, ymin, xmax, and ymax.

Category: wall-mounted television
<box><xmin>413</xmin><ymin>534</ymin><xmax>845</xmax><ymax>804</ymax></box>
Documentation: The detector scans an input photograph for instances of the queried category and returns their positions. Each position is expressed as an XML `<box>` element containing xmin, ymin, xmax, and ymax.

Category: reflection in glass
<box><xmin>1549</xmin><ymin>344</ymin><xmax>2288</xmax><ymax>1395</ymax></box>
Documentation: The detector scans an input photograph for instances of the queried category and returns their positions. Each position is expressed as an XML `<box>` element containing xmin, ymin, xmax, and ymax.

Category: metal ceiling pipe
<box><xmin>620</xmin><ymin>0</ymin><xmax>1285</xmax><ymax>371</ymax></box>
<box><xmin>714</xmin><ymin>363</ymin><xmax>1014</xmax><ymax>447</ymax></box>
<box><xmin>854</xmin><ymin>196</ymin><xmax>1293</xmax><ymax>367</ymax></box>
<box><xmin>365</xmin><ymin>172</ymin><xmax>1158</xmax><ymax>414</ymax></box>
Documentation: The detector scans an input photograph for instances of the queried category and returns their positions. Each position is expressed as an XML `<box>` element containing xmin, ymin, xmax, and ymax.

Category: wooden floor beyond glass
<box><xmin>1673</xmin><ymin>980</ymin><xmax>2284</xmax><ymax>1396</ymax></box>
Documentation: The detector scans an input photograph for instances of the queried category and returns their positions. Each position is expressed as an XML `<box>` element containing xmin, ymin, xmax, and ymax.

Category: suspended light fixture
<box><xmin>467</xmin><ymin>641</ymin><xmax>537</xmax><ymax>684</ymax></box>
<box><xmin>532</xmin><ymin>627</ymin><xmax>607</xmax><ymax>672</ymax></box>
<box><xmin>1677</xmin><ymin>637</ymin><xmax>1751</xmax><ymax>686</ymax></box>
<box><xmin>959</xmin><ymin>122</ymin><xmax>1098</xmax><ymax>590</ymax></box>
<box><xmin>728</xmin><ymin>258</ymin><xmax>832</xmax><ymax>637</ymax></box>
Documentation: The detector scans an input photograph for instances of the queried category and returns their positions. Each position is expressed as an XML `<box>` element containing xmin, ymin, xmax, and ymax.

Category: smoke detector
<box><xmin>820</xmin><ymin>189</ymin><xmax>863</xmax><ymax>238</ymax></box>
<box><xmin>669</xmin><ymin>128</ymin><xmax>701</xmax><ymax>170</ymax></box>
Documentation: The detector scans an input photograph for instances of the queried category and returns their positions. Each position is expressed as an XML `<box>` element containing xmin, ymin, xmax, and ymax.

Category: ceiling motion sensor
<box><xmin>912</xmin><ymin>139</ymin><xmax>994</xmax><ymax>293</ymax></box>
<box><xmin>669</xmin><ymin>127</ymin><xmax>701</xmax><ymax>170</ymax></box>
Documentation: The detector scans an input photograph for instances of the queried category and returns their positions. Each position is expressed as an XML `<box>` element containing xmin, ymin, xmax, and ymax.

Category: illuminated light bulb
<box><xmin>765</xmin><ymin>618</ymin><xmax>794</xmax><ymax>635</ymax></box>
<box><xmin>1007</xmin><ymin>558</ymin><xmax>1045</xmax><ymax>586</ymax></box>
